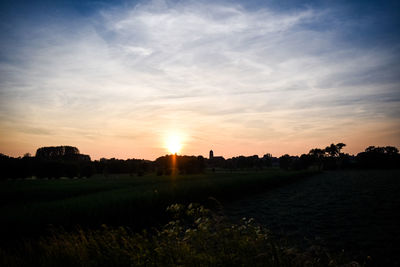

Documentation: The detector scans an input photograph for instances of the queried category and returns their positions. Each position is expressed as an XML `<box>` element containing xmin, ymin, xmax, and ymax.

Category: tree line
<box><xmin>278</xmin><ymin>143</ymin><xmax>399</xmax><ymax>171</ymax></box>
<box><xmin>0</xmin><ymin>143</ymin><xmax>399</xmax><ymax>179</ymax></box>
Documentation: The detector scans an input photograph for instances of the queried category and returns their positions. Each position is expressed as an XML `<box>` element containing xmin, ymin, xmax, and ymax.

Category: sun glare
<box><xmin>166</xmin><ymin>135</ymin><xmax>182</xmax><ymax>154</ymax></box>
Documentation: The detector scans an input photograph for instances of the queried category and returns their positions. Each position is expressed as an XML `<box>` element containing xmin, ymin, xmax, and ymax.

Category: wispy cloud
<box><xmin>0</xmin><ymin>0</ymin><xmax>399</xmax><ymax>158</ymax></box>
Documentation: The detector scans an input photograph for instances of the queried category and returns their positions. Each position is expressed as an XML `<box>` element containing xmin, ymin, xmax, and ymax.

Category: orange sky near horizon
<box><xmin>1</xmin><ymin>119</ymin><xmax>399</xmax><ymax>160</ymax></box>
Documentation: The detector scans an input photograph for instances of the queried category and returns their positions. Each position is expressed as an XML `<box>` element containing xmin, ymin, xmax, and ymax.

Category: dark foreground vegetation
<box><xmin>1</xmin><ymin>203</ymin><xmax>359</xmax><ymax>267</ymax></box>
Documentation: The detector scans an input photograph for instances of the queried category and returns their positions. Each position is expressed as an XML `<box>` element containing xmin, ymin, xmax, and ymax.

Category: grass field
<box><xmin>0</xmin><ymin>169</ymin><xmax>313</xmax><ymax>242</ymax></box>
<box><xmin>224</xmin><ymin>170</ymin><xmax>400</xmax><ymax>266</ymax></box>
<box><xmin>2</xmin><ymin>169</ymin><xmax>399</xmax><ymax>266</ymax></box>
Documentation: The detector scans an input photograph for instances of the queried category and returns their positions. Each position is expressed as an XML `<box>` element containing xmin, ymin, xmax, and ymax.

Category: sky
<box><xmin>0</xmin><ymin>0</ymin><xmax>399</xmax><ymax>160</ymax></box>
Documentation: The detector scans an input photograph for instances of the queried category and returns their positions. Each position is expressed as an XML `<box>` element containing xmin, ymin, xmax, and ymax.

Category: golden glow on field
<box><xmin>165</xmin><ymin>134</ymin><xmax>183</xmax><ymax>154</ymax></box>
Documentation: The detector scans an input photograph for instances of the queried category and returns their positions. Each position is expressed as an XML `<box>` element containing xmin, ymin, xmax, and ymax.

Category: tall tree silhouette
<box><xmin>324</xmin><ymin>143</ymin><xmax>346</xmax><ymax>158</ymax></box>
<box><xmin>308</xmin><ymin>148</ymin><xmax>325</xmax><ymax>170</ymax></box>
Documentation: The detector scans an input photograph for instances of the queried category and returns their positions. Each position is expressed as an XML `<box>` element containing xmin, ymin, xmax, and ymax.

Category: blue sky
<box><xmin>0</xmin><ymin>0</ymin><xmax>399</xmax><ymax>159</ymax></box>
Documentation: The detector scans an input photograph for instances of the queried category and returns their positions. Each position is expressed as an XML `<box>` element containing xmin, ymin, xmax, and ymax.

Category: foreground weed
<box><xmin>0</xmin><ymin>203</ymin><xmax>359</xmax><ymax>267</ymax></box>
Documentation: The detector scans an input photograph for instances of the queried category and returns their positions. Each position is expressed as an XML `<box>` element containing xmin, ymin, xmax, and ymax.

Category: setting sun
<box><xmin>166</xmin><ymin>135</ymin><xmax>182</xmax><ymax>154</ymax></box>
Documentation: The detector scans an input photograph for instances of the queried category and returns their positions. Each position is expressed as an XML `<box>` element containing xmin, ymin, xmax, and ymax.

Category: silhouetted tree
<box><xmin>154</xmin><ymin>155</ymin><xmax>205</xmax><ymax>175</ymax></box>
<box><xmin>308</xmin><ymin>148</ymin><xmax>325</xmax><ymax>170</ymax></box>
<box><xmin>36</xmin><ymin>146</ymin><xmax>80</xmax><ymax>160</ymax></box>
<box><xmin>356</xmin><ymin>146</ymin><xmax>399</xmax><ymax>169</ymax></box>
<box><xmin>298</xmin><ymin>154</ymin><xmax>314</xmax><ymax>170</ymax></box>
<box><xmin>262</xmin><ymin>153</ymin><xmax>273</xmax><ymax>167</ymax></box>
<box><xmin>324</xmin><ymin>143</ymin><xmax>346</xmax><ymax>158</ymax></box>
<box><xmin>279</xmin><ymin>154</ymin><xmax>292</xmax><ymax>170</ymax></box>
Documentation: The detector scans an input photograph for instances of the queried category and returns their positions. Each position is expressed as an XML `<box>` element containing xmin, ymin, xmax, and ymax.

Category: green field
<box><xmin>0</xmin><ymin>169</ymin><xmax>312</xmax><ymax>241</ymax></box>
<box><xmin>2</xmin><ymin>169</ymin><xmax>399</xmax><ymax>266</ymax></box>
<box><xmin>224</xmin><ymin>170</ymin><xmax>400</xmax><ymax>266</ymax></box>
